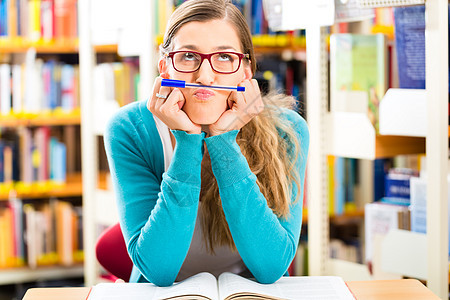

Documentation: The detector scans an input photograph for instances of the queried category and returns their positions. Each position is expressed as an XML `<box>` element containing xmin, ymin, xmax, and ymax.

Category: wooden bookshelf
<box><xmin>374</xmin><ymin>135</ymin><xmax>426</xmax><ymax>158</ymax></box>
<box><xmin>254</xmin><ymin>45</ymin><xmax>306</xmax><ymax>55</ymax></box>
<box><xmin>0</xmin><ymin>112</ymin><xmax>81</xmax><ymax>127</ymax></box>
<box><xmin>0</xmin><ymin>172</ymin><xmax>110</xmax><ymax>201</ymax></box>
<box><xmin>303</xmin><ymin>209</ymin><xmax>365</xmax><ymax>223</ymax></box>
<box><xmin>0</xmin><ymin>173</ymin><xmax>82</xmax><ymax>200</ymax></box>
<box><xmin>327</xmin><ymin>112</ymin><xmax>426</xmax><ymax>159</ymax></box>
<box><xmin>0</xmin><ymin>38</ymin><xmax>117</xmax><ymax>53</ymax></box>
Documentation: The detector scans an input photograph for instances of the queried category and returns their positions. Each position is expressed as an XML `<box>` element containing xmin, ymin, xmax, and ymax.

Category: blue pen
<box><xmin>161</xmin><ymin>79</ymin><xmax>245</xmax><ymax>92</ymax></box>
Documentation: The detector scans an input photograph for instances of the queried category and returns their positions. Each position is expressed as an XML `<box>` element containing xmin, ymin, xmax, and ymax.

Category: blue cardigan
<box><xmin>104</xmin><ymin>99</ymin><xmax>309</xmax><ymax>286</ymax></box>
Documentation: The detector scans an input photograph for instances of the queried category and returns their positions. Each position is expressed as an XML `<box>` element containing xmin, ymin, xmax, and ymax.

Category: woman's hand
<box><xmin>208</xmin><ymin>79</ymin><xmax>264</xmax><ymax>136</ymax></box>
<box><xmin>147</xmin><ymin>77</ymin><xmax>202</xmax><ymax>134</ymax></box>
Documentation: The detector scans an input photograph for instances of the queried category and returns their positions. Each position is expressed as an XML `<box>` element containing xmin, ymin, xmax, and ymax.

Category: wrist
<box><xmin>187</xmin><ymin>130</ymin><xmax>202</xmax><ymax>135</ymax></box>
<box><xmin>208</xmin><ymin>129</ymin><xmax>228</xmax><ymax>137</ymax></box>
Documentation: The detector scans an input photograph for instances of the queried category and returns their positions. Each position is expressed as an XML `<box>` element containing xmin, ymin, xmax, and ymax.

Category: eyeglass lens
<box><xmin>173</xmin><ymin>52</ymin><xmax>241</xmax><ymax>73</ymax></box>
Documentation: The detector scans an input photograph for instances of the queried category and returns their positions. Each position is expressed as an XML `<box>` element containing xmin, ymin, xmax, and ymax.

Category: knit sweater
<box><xmin>104</xmin><ymin>99</ymin><xmax>309</xmax><ymax>286</ymax></box>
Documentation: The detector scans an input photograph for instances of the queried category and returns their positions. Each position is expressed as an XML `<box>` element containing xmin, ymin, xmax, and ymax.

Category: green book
<box><xmin>330</xmin><ymin>33</ymin><xmax>388</xmax><ymax>133</ymax></box>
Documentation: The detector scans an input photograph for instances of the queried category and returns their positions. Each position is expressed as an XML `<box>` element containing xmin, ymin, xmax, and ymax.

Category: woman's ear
<box><xmin>158</xmin><ymin>58</ymin><xmax>170</xmax><ymax>79</ymax></box>
<box><xmin>243</xmin><ymin>61</ymin><xmax>253</xmax><ymax>80</ymax></box>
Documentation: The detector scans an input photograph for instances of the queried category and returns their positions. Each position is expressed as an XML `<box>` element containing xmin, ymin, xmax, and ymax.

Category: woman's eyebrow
<box><xmin>177</xmin><ymin>45</ymin><xmax>238</xmax><ymax>52</ymax></box>
<box><xmin>213</xmin><ymin>45</ymin><xmax>238</xmax><ymax>51</ymax></box>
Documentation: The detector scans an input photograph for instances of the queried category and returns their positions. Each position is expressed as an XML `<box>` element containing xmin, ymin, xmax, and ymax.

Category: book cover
<box><xmin>0</xmin><ymin>64</ymin><xmax>12</xmax><ymax>115</ymax></box>
<box><xmin>12</xmin><ymin>64</ymin><xmax>23</xmax><ymax>115</ymax></box>
<box><xmin>393</xmin><ymin>5</ymin><xmax>425</xmax><ymax>89</ymax></box>
<box><xmin>409</xmin><ymin>176</ymin><xmax>450</xmax><ymax>255</ymax></box>
<box><xmin>364</xmin><ymin>202</ymin><xmax>409</xmax><ymax>262</ymax></box>
<box><xmin>330</xmin><ymin>33</ymin><xmax>388</xmax><ymax>133</ymax></box>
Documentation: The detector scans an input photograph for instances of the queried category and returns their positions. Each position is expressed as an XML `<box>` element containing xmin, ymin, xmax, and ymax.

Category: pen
<box><xmin>161</xmin><ymin>79</ymin><xmax>245</xmax><ymax>92</ymax></box>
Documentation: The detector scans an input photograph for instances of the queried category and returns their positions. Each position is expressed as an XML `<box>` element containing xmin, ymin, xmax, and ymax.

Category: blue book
<box><xmin>61</xmin><ymin>64</ymin><xmax>74</xmax><ymax>111</ymax></box>
<box><xmin>252</xmin><ymin>0</ymin><xmax>262</xmax><ymax>35</ymax></box>
<box><xmin>394</xmin><ymin>6</ymin><xmax>426</xmax><ymax>89</ymax></box>
<box><xmin>374</xmin><ymin>159</ymin><xmax>390</xmax><ymax>202</ymax></box>
<box><xmin>50</xmin><ymin>138</ymin><xmax>66</xmax><ymax>183</ymax></box>
<box><xmin>384</xmin><ymin>173</ymin><xmax>411</xmax><ymax>199</ymax></box>
<box><xmin>334</xmin><ymin>157</ymin><xmax>345</xmax><ymax>215</ymax></box>
<box><xmin>0</xmin><ymin>0</ymin><xmax>6</xmax><ymax>36</ymax></box>
<box><xmin>47</xmin><ymin>61</ymin><xmax>58</xmax><ymax>110</ymax></box>
<box><xmin>394</xmin><ymin>5</ymin><xmax>450</xmax><ymax>91</ymax></box>
<box><xmin>0</xmin><ymin>140</ymin><xmax>4</xmax><ymax>183</ymax></box>
<box><xmin>380</xmin><ymin>196</ymin><xmax>410</xmax><ymax>206</ymax></box>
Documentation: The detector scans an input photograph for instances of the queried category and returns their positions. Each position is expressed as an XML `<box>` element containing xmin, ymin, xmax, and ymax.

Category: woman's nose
<box><xmin>195</xmin><ymin>58</ymin><xmax>215</xmax><ymax>85</ymax></box>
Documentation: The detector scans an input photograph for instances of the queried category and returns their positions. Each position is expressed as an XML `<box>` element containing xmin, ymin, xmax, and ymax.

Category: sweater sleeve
<box><xmin>203</xmin><ymin>110</ymin><xmax>309</xmax><ymax>284</ymax></box>
<box><xmin>104</xmin><ymin>109</ymin><xmax>205</xmax><ymax>286</ymax></box>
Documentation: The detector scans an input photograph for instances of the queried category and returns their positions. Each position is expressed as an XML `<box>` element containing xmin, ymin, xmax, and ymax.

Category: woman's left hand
<box><xmin>208</xmin><ymin>79</ymin><xmax>264</xmax><ymax>136</ymax></box>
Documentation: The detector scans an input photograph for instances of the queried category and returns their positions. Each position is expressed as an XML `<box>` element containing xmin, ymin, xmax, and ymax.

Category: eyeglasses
<box><xmin>164</xmin><ymin>50</ymin><xmax>250</xmax><ymax>74</ymax></box>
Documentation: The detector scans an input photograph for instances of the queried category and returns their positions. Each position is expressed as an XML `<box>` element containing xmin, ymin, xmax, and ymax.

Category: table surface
<box><xmin>22</xmin><ymin>279</ymin><xmax>441</xmax><ymax>300</ymax></box>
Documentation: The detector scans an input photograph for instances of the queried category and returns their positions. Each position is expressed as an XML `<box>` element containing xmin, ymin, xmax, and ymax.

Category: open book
<box><xmin>87</xmin><ymin>272</ymin><xmax>355</xmax><ymax>300</ymax></box>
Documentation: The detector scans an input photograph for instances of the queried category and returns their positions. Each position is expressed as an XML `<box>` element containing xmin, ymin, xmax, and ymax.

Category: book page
<box><xmin>88</xmin><ymin>272</ymin><xmax>219</xmax><ymax>300</ymax></box>
<box><xmin>218</xmin><ymin>273</ymin><xmax>355</xmax><ymax>300</ymax></box>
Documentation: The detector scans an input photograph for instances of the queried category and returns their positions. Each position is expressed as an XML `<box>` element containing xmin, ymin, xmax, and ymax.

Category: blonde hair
<box><xmin>162</xmin><ymin>0</ymin><xmax>303</xmax><ymax>253</ymax></box>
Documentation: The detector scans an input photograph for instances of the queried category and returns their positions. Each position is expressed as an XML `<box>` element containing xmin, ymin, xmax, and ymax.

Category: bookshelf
<box><xmin>0</xmin><ymin>265</ymin><xmax>83</xmax><ymax>286</ymax></box>
<box><xmin>0</xmin><ymin>112</ymin><xmax>81</xmax><ymax>127</ymax></box>
<box><xmin>78</xmin><ymin>0</ymin><xmax>155</xmax><ymax>286</ymax></box>
<box><xmin>0</xmin><ymin>0</ymin><xmax>87</xmax><ymax>287</ymax></box>
<box><xmin>0</xmin><ymin>38</ymin><xmax>118</xmax><ymax>54</ymax></box>
<box><xmin>305</xmin><ymin>1</ymin><xmax>448</xmax><ymax>298</ymax></box>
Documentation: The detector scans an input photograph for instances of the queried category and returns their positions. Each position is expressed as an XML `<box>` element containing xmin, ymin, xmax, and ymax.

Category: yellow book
<box><xmin>29</xmin><ymin>0</ymin><xmax>41</xmax><ymax>41</ymax></box>
<box><xmin>157</xmin><ymin>0</ymin><xmax>173</xmax><ymax>37</ymax></box>
<box><xmin>327</xmin><ymin>155</ymin><xmax>335</xmax><ymax>216</ymax></box>
<box><xmin>112</xmin><ymin>63</ymin><xmax>125</xmax><ymax>107</ymax></box>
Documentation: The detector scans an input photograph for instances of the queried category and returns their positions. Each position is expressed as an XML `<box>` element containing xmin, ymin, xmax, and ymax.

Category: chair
<box><xmin>95</xmin><ymin>223</ymin><xmax>133</xmax><ymax>282</ymax></box>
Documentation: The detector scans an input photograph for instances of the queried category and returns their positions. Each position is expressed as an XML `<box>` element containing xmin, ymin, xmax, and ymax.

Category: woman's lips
<box><xmin>194</xmin><ymin>88</ymin><xmax>215</xmax><ymax>100</ymax></box>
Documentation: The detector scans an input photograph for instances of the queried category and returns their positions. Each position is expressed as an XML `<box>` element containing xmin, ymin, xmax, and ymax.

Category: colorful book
<box><xmin>330</xmin><ymin>33</ymin><xmax>388</xmax><ymax>132</ymax></box>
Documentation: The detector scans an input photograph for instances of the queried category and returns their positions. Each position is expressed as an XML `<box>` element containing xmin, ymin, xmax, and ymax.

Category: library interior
<box><xmin>0</xmin><ymin>0</ymin><xmax>448</xmax><ymax>299</ymax></box>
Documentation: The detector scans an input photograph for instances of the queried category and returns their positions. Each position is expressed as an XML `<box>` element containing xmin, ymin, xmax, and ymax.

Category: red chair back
<box><xmin>95</xmin><ymin>223</ymin><xmax>133</xmax><ymax>281</ymax></box>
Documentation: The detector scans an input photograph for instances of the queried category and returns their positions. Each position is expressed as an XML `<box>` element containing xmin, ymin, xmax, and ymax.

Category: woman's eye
<box><xmin>218</xmin><ymin>54</ymin><xmax>232</xmax><ymax>61</ymax></box>
<box><xmin>183</xmin><ymin>52</ymin><xmax>197</xmax><ymax>60</ymax></box>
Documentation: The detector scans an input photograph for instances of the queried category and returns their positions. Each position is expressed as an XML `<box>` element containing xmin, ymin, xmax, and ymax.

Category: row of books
<box><xmin>327</xmin><ymin>155</ymin><xmax>421</xmax><ymax>216</ymax></box>
<box><xmin>330</xmin><ymin>238</ymin><xmax>361</xmax><ymax>264</ymax></box>
<box><xmin>0</xmin><ymin>126</ymin><xmax>77</xmax><ymax>192</ymax></box>
<box><xmin>0</xmin><ymin>0</ymin><xmax>78</xmax><ymax>41</ymax></box>
<box><xmin>0</xmin><ymin>197</ymin><xmax>83</xmax><ymax>269</ymax></box>
<box><xmin>154</xmin><ymin>0</ymin><xmax>307</xmax><ymax>46</ymax></box>
<box><xmin>365</xmin><ymin>169</ymin><xmax>450</xmax><ymax>269</ymax></box>
<box><xmin>330</xmin><ymin>5</ymin><xmax>450</xmax><ymax>134</ymax></box>
<box><xmin>94</xmin><ymin>60</ymin><xmax>140</xmax><ymax>108</ymax></box>
<box><xmin>0</xmin><ymin>57</ymin><xmax>140</xmax><ymax>117</ymax></box>
<box><xmin>254</xmin><ymin>56</ymin><xmax>306</xmax><ymax>110</ymax></box>
<box><xmin>0</xmin><ymin>57</ymin><xmax>80</xmax><ymax>116</ymax></box>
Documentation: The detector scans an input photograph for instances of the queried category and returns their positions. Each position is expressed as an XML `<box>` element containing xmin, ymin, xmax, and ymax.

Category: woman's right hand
<box><xmin>147</xmin><ymin>77</ymin><xmax>202</xmax><ymax>134</ymax></box>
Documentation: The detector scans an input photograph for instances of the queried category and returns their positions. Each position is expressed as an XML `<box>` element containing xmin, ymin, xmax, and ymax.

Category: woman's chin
<box><xmin>188</xmin><ymin>114</ymin><xmax>220</xmax><ymax>125</ymax></box>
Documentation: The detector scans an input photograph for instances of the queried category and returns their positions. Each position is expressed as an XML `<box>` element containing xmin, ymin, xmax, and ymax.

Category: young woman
<box><xmin>104</xmin><ymin>0</ymin><xmax>309</xmax><ymax>286</ymax></box>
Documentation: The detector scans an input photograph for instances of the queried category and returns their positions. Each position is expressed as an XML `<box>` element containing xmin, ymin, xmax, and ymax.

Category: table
<box><xmin>22</xmin><ymin>279</ymin><xmax>440</xmax><ymax>300</ymax></box>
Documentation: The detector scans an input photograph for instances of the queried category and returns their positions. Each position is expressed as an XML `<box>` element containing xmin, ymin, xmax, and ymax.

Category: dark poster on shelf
<box><xmin>394</xmin><ymin>5</ymin><xmax>450</xmax><ymax>92</ymax></box>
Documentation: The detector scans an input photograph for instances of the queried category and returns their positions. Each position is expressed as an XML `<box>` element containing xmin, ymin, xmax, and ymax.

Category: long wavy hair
<box><xmin>161</xmin><ymin>0</ymin><xmax>304</xmax><ymax>253</ymax></box>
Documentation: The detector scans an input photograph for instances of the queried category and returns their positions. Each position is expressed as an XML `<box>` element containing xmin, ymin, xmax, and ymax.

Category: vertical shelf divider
<box><xmin>425</xmin><ymin>0</ymin><xmax>448</xmax><ymax>297</ymax></box>
<box><xmin>79</xmin><ymin>0</ymin><xmax>99</xmax><ymax>287</ymax></box>
<box><xmin>306</xmin><ymin>26</ymin><xmax>330</xmax><ymax>276</ymax></box>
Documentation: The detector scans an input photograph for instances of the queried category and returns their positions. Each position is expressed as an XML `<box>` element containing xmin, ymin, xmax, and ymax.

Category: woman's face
<box><xmin>159</xmin><ymin>19</ymin><xmax>252</xmax><ymax>125</ymax></box>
